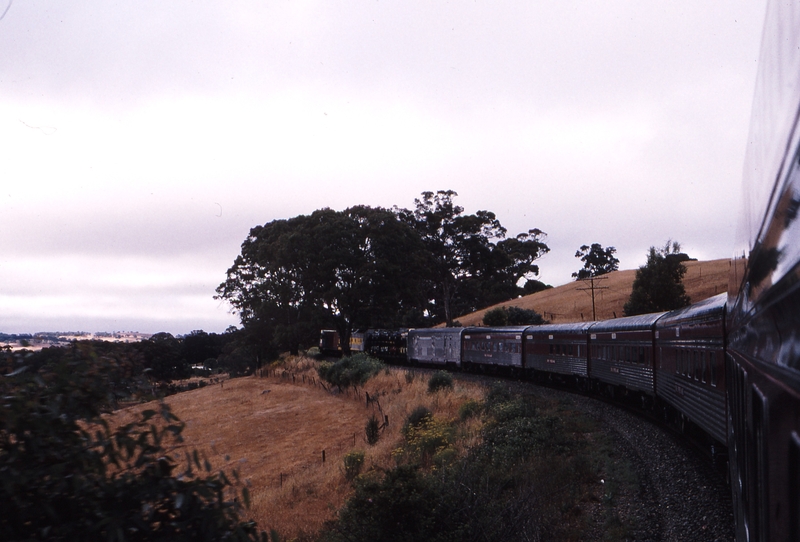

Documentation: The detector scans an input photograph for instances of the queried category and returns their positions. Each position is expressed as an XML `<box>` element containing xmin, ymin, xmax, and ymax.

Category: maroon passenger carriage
<box><xmin>524</xmin><ymin>322</ymin><xmax>593</xmax><ymax>387</ymax></box>
<box><xmin>724</xmin><ymin>1</ymin><xmax>800</xmax><ymax>539</ymax></box>
<box><xmin>588</xmin><ymin>313</ymin><xmax>664</xmax><ymax>405</ymax></box>
<box><xmin>655</xmin><ymin>293</ymin><xmax>727</xmax><ymax>446</ymax></box>
<box><xmin>461</xmin><ymin>326</ymin><xmax>527</xmax><ymax>373</ymax></box>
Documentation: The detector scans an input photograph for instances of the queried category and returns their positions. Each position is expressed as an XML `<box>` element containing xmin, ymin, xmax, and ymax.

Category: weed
<box><xmin>343</xmin><ymin>451</ymin><xmax>365</xmax><ymax>480</ymax></box>
<box><xmin>458</xmin><ymin>398</ymin><xmax>482</xmax><ymax>421</ymax></box>
<box><xmin>365</xmin><ymin>415</ymin><xmax>381</xmax><ymax>445</ymax></box>
<box><xmin>427</xmin><ymin>370</ymin><xmax>453</xmax><ymax>393</ymax></box>
<box><xmin>402</xmin><ymin>405</ymin><xmax>432</xmax><ymax>437</ymax></box>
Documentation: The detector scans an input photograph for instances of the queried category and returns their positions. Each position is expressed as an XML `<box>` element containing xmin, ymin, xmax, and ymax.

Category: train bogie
<box><xmin>407</xmin><ymin>328</ymin><xmax>463</xmax><ymax>367</ymax></box>
<box><xmin>589</xmin><ymin>313</ymin><xmax>664</xmax><ymax>396</ymax></box>
<box><xmin>462</xmin><ymin>326</ymin><xmax>527</xmax><ymax>369</ymax></box>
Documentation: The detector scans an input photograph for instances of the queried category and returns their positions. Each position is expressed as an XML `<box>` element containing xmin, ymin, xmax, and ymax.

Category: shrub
<box><xmin>306</xmin><ymin>346</ymin><xmax>322</xmax><ymax>358</ymax></box>
<box><xmin>427</xmin><ymin>371</ymin><xmax>453</xmax><ymax>393</ymax></box>
<box><xmin>0</xmin><ymin>347</ymin><xmax>263</xmax><ymax>541</ymax></box>
<box><xmin>483</xmin><ymin>306</ymin><xmax>545</xmax><ymax>326</ymax></box>
<box><xmin>485</xmin><ymin>382</ymin><xmax>513</xmax><ymax>408</ymax></box>
<box><xmin>403</xmin><ymin>416</ymin><xmax>455</xmax><ymax>460</ymax></box>
<box><xmin>402</xmin><ymin>406</ymin><xmax>432</xmax><ymax>438</ymax></box>
<box><xmin>483</xmin><ymin>307</ymin><xmax>508</xmax><ymax>326</ymax></box>
<box><xmin>365</xmin><ymin>415</ymin><xmax>381</xmax><ymax>445</ymax></box>
<box><xmin>458</xmin><ymin>399</ymin><xmax>483</xmax><ymax>421</ymax></box>
<box><xmin>317</xmin><ymin>353</ymin><xmax>385</xmax><ymax>389</ymax></box>
<box><xmin>343</xmin><ymin>451</ymin><xmax>365</xmax><ymax>480</ymax></box>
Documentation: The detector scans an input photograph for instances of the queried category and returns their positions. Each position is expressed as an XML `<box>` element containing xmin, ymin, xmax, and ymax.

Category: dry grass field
<box><xmin>112</xmin><ymin>359</ymin><xmax>485</xmax><ymax>540</ymax></box>
<box><xmin>455</xmin><ymin>258</ymin><xmax>730</xmax><ymax>326</ymax></box>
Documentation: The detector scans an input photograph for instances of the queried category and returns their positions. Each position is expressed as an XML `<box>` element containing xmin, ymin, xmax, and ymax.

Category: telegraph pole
<box><xmin>577</xmin><ymin>275</ymin><xmax>609</xmax><ymax>321</ymax></box>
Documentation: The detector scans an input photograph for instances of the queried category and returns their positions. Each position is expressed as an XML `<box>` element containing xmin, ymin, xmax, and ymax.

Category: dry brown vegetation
<box><xmin>112</xmin><ymin>358</ymin><xmax>485</xmax><ymax>540</ymax></box>
<box><xmin>455</xmin><ymin>258</ymin><xmax>730</xmax><ymax>326</ymax></box>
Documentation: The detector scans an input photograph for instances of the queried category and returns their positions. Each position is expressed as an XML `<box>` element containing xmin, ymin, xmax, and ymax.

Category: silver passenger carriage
<box><xmin>407</xmin><ymin>327</ymin><xmax>464</xmax><ymax>367</ymax></box>
<box><xmin>461</xmin><ymin>326</ymin><xmax>528</xmax><ymax>370</ymax></box>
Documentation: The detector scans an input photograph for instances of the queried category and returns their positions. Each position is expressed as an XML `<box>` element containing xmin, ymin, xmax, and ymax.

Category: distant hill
<box><xmin>453</xmin><ymin>258</ymin><xmax>730</xmax><ymax>327</ymax></box>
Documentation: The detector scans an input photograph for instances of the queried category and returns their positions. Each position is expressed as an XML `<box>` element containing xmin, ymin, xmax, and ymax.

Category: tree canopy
<box><xmin>218</xmin><ymin>192</ymin><xmax>550</xmax><ymax>353</ymax></box>
<box><xmin>395</xmin><ymin>190</ymin><xmax>549</xmax><ymax>324</ymax></box>
<box><xmin>216</xmin><ymin>206</ymin><xmax>429</xmax><ymax>354</ymax></box>
<box><xmin>623</xmin><ymin>241</ymin><xmax>691</xmax><ymax>316</ymax></box>
<box><xmin>572</xmin><ymin>243</ymin><xmax>619</xmax><ymax>280</ymax></box>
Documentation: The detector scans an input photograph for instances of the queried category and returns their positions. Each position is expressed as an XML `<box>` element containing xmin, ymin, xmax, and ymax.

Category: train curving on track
<box><xmin>321</xmin><ymin>2</ymin><xmax>800</xmax><ymax>539</ymax></box>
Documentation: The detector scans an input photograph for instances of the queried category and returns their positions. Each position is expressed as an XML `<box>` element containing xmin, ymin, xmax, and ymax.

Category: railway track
<box><xmin>447</xmin><ymin>369</ymin><xmax>735</xmax><ymax>540</ymax></box>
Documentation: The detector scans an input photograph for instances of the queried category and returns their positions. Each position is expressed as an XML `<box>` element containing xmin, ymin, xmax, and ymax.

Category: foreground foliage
<box><xmin>317</xmin><ymin>353</ymin><xmax>385</xmax><ymax>390</ymax></box>
<box><xmin>0</xmin><ymin>345</ymin><xmax>264</xmax><ymax>541</ymax></box>
<box><xmin>322</xmin><ymin>383</ymin><xmax>638</xmax><ymax>541</ymax></box>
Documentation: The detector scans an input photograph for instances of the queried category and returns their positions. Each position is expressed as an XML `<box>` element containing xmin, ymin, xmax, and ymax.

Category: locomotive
<box><xmin>320</xmin><ymin>1</ymin><xmax>800</xmax><ymax>538</ymax></box>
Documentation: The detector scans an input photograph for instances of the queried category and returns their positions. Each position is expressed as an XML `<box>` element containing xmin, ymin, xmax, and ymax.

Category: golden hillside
<box><xmin>455</xmin><ymin>258</ymin><xmax>730</xmax><ymax>327</ymax></box>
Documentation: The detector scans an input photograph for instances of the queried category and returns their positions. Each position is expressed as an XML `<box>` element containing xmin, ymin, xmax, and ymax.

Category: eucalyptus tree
<box><xmin>623</xmin><ymin>240</ymin><xmax>691</xmax><ymax>316</ymax></box>
<box><xmin>216</xmin><ymin>206</ymin><xmax>427</xmax><ymax>355</ymax></box>
<box><xmin>572</xmin><ymin>243</ymin><xmax>620</xmax><ymax>280</ymax></box>
<box><xmin>396</xmin><ymin>190</ymin><xmax>549</xmax><ymax>324</ymax></box>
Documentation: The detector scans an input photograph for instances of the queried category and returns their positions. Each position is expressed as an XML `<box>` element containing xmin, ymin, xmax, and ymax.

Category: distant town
<box><xmin>0</xmin><ymin>331</ymin><xmax>153</xmax><ymax>351</ymax></box>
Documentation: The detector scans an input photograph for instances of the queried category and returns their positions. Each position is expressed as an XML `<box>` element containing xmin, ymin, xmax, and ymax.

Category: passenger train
<box><xmin>321</xmin><ymin>2</ymin><xmax>800</xmax><ymax>539</ymax></box>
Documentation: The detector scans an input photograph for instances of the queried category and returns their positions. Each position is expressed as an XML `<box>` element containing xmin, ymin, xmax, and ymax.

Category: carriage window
<box><xmin>675</xmin><ymin>350</ymin><xmax>680</xmax><ymax>373</ymax></box>
<box><xmin>701</xmin><ymin>353</ymin><xmax>707</xmax><ymax>383</ymax></box>
<box><xmin>709</xmin><ymin>352</ymin><xmax>717</xmax><ymax>386</ymax></box>
<box><xmin>693</xmin><ymin>351</ymin><xmax>700</xmax><ymax>380</ymax></box>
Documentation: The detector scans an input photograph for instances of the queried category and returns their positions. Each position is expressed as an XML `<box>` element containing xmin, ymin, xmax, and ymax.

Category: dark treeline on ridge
<box><xmin>216</xmin><ymin>190</ymin><xmax>551</xmax><ymax>357</ymax></box>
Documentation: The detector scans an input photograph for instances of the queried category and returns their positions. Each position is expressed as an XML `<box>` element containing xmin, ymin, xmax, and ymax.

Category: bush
<box><xmin>0</xmin><ymin>347</ymin><xmax>263</xmax><ymax>541</ymax></box>
<box><xmin>483</xmin><ymin>307</ymin><xmax>508</xmax><ymax>326</ymax></box>
<box><xmin>458</xmin><ymin>399</ymin><xmax>483</xmax><ymax>421</ymax></box>
<box><xmin>483</xmin><ymin>306</ymin><xmax>545</xmax><ymax>326</ymax></box>
<box><xmin>326</xmin><ymin>384</ymin><xmax>637</xmax><ymax>541</ymax></box>
<box><xmin>317</xmin><ymin>353</ymin><xmax>385</xmax><ymax>389</ymax></box>
<box><xmin>427</xmin><ymin>371</ymin><xmax>453</xmax><ymax>393</ymax></box>
<box><xmin>365</xmin><ymin>415</ymin><xmax>381</xmax><ymax>445</ymax></box>
<box><xmin>402</xmin><ymin>416</ymin><xmax>455</xmax><ymax>461</ymax></box>
<box><xmin>343</xmin><ymin>451</ymin><xmax>365</xmax><ymax>480</ymax></box>
<box><xmin>402</xmin><ymin>406</ymin><xmax>433</xmax><ymax>437</ymax></box>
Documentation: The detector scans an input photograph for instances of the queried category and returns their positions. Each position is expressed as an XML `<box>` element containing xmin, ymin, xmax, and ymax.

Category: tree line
<box><xmin>216</xmin><ymin>190</ymin><xmax>550</xmax><ymax>356</ymax></box>
<box><xmin>217</xmin><ymin>190</ymin><xmax>693</xmax><ymax>357</ymax></box>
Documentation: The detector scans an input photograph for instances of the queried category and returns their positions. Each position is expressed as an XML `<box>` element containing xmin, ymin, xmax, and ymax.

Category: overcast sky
<box><xmin>0</xmin><ymin>0</ymin><xmax>767</xmax><ymax>334</ymax></box>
